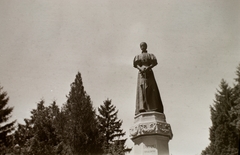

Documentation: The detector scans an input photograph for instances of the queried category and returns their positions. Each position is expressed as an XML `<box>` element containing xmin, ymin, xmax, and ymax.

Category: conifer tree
<box><xmin>202</xmin><ymin>80</ymin><xmax>238</xmax><ymax>155</ymax></box>
<box><xmin>30</xmin><ymin>100</ymin><xmax>60</xmax><ymax>154</ymax></box>
<box><xmin>62</xmin><ymin>72</ymin><xmax>102</xmax><ymax>155</ymax></box>
<box><xmin>230</xmin><ymin>64</ymin><xmax>240</xmax><ymax>126</ymax></box>
<box><xmin>228</xmin><ymin>64</ymin><xmax>240</xmax><ymax>153</ymax></box>
<box><xmin>14</xmin><ymin>118</ymin><xmax>33</xmax><ymax>151</ymax></box>
<box><xmin>97</xmin><ymin>99</ymin><xmax>129</xmax><ymax>155</ymax></box>
<box><xmin>0</xmin><ymin>86</ymin><xmax>16</xmax><ymax>152</ymax></box>
<box><xmin>14</xmin><ymin>100</ymin><xmax>61</xmax><ymax>154</ymax></box>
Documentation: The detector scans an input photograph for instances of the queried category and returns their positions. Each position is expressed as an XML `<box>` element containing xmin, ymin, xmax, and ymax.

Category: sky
<box><xmin>0</xmin><ymin>0</ymin><xmax>240</xmax><ymax>155</ymax></box>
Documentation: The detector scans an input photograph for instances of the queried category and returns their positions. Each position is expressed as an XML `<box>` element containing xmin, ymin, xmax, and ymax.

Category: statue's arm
<box><xmin>141</xmin><ymin>62</ymin><xmax>157</xmax><ymax>73</ymax></box>
<box><xmin>145</xmin><ymin>54</ymin><xmax>158</xmax><ymax>71</ymax></box>
<box><xmin>133</xmin><ymin>56</ymin><xmax>143</xmax><ymax>72</ymax></box>
<box><xmin>147</xmin><ymin>62</ymin><xmax>157</xmax><ymax>70</ymax></box>
<box><xmin>136</xmin><ymin>63</ymin><xmax>157</xmax><ymax>73</ymax></box>
<box><xmin>135</xmin><ymin>64</ymin><xmax>144</xmax><ymax>73</ymax></box>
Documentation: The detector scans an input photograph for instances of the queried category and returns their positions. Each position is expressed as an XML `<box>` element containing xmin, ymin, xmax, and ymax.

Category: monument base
<box><xmin>129</xmin><ymin>112</ymin><xmax>173</xmax><ymax>155</ymax></box>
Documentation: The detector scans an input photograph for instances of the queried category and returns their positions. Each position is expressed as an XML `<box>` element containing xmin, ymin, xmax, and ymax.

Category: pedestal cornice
<box><xmin>130</xmin><ymin>112</ymin><xmax>173</xmax><ymax>140</ymax></box>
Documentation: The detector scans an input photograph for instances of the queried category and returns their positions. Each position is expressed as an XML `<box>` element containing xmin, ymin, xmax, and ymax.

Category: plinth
<box><xmin>129</xmin><ymin>112</ymin><xmax>173</xmax><ymax>155</ymax></box>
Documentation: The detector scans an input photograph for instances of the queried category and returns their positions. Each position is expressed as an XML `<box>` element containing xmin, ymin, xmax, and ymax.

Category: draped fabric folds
<box><xmin>133</xmin><ymin>52</ymin><xmax>164</xmax><ymax>115</ymax></box>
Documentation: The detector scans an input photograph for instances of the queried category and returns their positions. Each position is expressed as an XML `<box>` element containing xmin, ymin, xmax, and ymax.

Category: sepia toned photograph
<box><xmin>0</xmin><ymin>0</ymin><xmax>239</xmax><ymax>155</ymax></box>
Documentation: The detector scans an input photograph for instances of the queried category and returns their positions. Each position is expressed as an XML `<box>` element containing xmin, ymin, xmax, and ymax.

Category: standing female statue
<box><xmin>133</xmin><ymin>42</ymin><xmax>164</xmax><ymax>115</ymax></box>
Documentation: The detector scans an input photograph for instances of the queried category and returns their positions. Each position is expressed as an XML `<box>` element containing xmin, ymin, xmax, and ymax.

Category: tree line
<box><xmin>202</xmin><ymin>64</ymin><xmax>240</xmax><ymax>155</ymax></box>
<box><xmin>0</xmin><ymin>72</ymin><xmax>131</xmax><ymax>155</ymax></box>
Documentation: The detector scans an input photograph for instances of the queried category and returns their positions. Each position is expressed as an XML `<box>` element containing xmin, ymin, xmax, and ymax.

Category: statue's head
<box><xmin>140</xmin><ymin>42</ymin><xmax>147</xmax><ymax>52</ymax></box>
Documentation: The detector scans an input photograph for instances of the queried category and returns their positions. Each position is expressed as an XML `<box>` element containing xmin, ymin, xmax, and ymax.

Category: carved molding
<box><xmin>130</xmin><ymin>121</ymin><xmax>173</xmax><ymax>139</ymax></box>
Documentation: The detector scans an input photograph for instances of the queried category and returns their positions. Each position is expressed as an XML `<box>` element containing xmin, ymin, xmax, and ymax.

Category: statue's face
<box><xmin>140</xmin><ymin>43</ymin><xmax>147</xmax><ymax>51</ymax></box>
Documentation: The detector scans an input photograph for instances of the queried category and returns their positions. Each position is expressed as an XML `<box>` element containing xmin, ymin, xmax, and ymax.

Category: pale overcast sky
<box><xmin>0</xmin><ymin>0</ymin><xmax>239</xmax><ymax>155</ymax></box>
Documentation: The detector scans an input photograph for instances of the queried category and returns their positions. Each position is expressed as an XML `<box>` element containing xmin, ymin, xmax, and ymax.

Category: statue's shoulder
<box><xmin>134</xmin><ymin>54</ymin><xmax>141</xmax><ymax>60</ymax></box>
<box><xmin>144</xmin><ymin>53</ymin><xmax>156</xmax><ymax>60</ymax></box>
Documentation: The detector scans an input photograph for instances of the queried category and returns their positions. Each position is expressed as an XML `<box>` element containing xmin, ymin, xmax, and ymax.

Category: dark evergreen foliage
<box><xmin>13</xmin><ymin>100</ymin><xmax>61</xmax><ymax>154</ymax></box>
<box><xmin>4</xmin><ymin>71</ymin><xmax>129</xmax><ymax>154</ymax></box>
<box><xmin>14</xmin><ymin>118</ymin><xmax>33</xmax><ymax>149</ymax></box>
<box><xmin>229</xmin><ymin>64</ymin><xmax>240</xmax><ymax>154</ymax></box>
<box><xmin>97</xmin><ymin>99</ymin><xmax>130</xmax><ymax>155</ymax></box>
<box><xmin>230</xmin><ymin>64</ymin><xmax>240</xmax><ymax>124</ymax></box>
<box><xmin>0</xmin><ymin>86</ymin><xmax>16</xmax><ymax>153</ymax></box>
<box><xmin>62</xmin><ymin>72</ymin><xmax>102</xmax><ymax>155</ymax></box>
<box><xmin>202</xmin><ymin>64</ymin><xmax>240</xmax><ymax>155</ymax></box>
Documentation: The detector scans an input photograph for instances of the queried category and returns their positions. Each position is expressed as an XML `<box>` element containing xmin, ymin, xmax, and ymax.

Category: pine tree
<box><xmin>97</xmin><ymin>99</ymin><xmax>130</xmax><ymax>155</ymax></box>
<box><xmin>30</xmin><ymin>100</ymin><xmax>60</xmax><ymax>154</ymax></box>
<box><xmin>0</xmin><ymin>86</ymin><xmax>16</xmax><ymax>153</ymax></box>
<box><xmin>230</xmin><ymin>64</ymin><xmax>240</xmax><ymax>126</ymax></box>
<box><xmin>228</xmin><ymin>64</ymin><xmax>240</xmax><ymax>154</ymax></box>
<box><xmin>14</xmin><ymin>100</ymin><xmax>61</xmax><ymax>154</ymax></box>
<box><xmin>202</xmin><ymin>80</ymin><xmax>238</xmax><ymax>155</ymax></box>
<box><xmin>62</xmin><ymin>72</ymin><xmax>102</xmax><ymax>155</ymax></box>
<box><xmin>14</xmin><ymin>118</ymin><xmax>33</xmax><ymax>152</ymax></box>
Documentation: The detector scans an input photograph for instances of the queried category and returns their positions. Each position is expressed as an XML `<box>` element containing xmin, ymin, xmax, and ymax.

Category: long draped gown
<box><xmin>133</xmin><ymin>52</ymin><xmax>164</xmax><ymax>115</ymax></box>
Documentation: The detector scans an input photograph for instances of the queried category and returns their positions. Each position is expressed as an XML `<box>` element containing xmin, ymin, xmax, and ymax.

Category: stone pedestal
<box><xmin>129</xmin><ymin>112</ymin><xmax>173</xmax><ymax>155</ymax></box>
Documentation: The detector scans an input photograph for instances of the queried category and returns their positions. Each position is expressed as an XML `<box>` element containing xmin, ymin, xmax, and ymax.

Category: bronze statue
<box><xmin>133</xmin><ymin>42</ymin><xmax>164</xmax><ymax>115</ymax></box>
